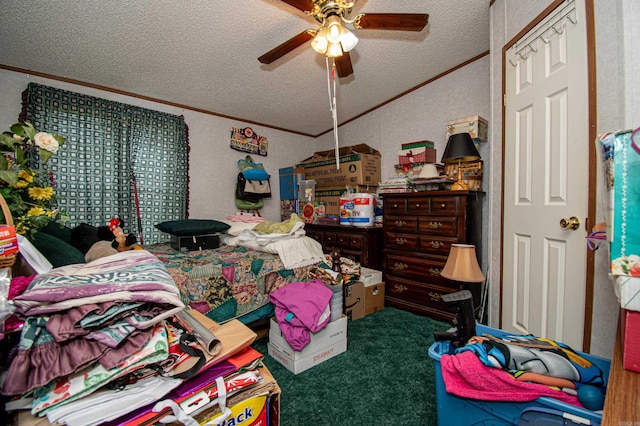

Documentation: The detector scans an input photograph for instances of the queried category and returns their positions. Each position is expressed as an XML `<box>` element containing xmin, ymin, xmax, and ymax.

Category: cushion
<box><xmin>155</xmin><ymin>219</ymin><xmax>230</xmax><ymax>237</ymax></box>
<box><xmin>29</xmin><ymin>231</ymin><xmax>86</xmax><ymax>267</ymax></box>
<box><xmin>40</xmin><ymin>222</ymin><xmax>74</xmax><ymax>244</ymax></box>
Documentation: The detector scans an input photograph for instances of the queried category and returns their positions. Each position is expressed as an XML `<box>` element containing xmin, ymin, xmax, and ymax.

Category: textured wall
<box><xmin>0</xmin><ymin>69</ymin><xmax>315</xmax><ymax>223</ymax></box>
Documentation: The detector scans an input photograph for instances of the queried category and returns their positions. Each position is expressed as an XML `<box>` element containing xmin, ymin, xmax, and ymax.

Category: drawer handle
<box><xmin>393</xmin><ymin>203</ymin><xmax>399</xmax><ymax>208</ymax></box>
<box><xmin>393</xmin><ymin>262</ymin><xmax>408</xmax><ymax>271</ymax></box>
<box><xmin>395</xmin><ymin>237</ymin><xmax>407</xmax><ymax>246</ymax></box>
<box><xmin>428</xmin><ymin>291</ymin><xmax>441</xmax><ymax>301</ymax></box>
<box><xmin>441</xmin><ymin>203</ymin><xmax>446</xmax><ymax>208</ymax></box>
<box><xmin>394</xmin><ymin>220</ymin><xmax>407</xmax><ymax>227</ymax></box>
<box><xmin>428</xmin><ymin>267</ymin><xmax>441</xmax><ymax>276</ymax></box>
<box><xmin>430</xmin><ymin>241</ymin><xmax>443</xmax><ymax>249</ymax></box>
<box><xmin>415</xmin><ymin>203</ymin><xmax>421</xmax><ymax>208</ymax></box>
<box><xmin>428</xmin><ymin>221</ymin><xmax>443</xmax><ymax>230</ymax></box>
<box><xmin>394</xmin><ymin>283</ymin><xmax>408</xmax><ymax>293</ymax></box>
<box><xmin>338</xmin><ymin>238</ymin><xmax>346</xmax><ymax>243</ymax></box>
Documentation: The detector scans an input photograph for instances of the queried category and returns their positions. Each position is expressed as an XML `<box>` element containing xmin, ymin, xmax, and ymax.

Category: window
<box><xmin>21</xmin><ymin>83</ymin><xmax>189</xmax><ymax>244</ymax></box>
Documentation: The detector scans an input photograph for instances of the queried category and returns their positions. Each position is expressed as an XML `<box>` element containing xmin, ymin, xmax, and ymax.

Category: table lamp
<box><xmin>440</xmin><ymin>244</ymin><xmax>485</xmax><ymax>283</ymax></box>
<box><xmin>441</xmin><ymin>132</ymin><xmax>481</xmax><ymax>190</ymax></box>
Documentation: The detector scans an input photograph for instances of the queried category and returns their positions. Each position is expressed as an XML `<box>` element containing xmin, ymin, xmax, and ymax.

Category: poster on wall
<box><xmin>230</xmin><ymin>127</ymin><xmax>268</xmax><ymax>156</ymax></box>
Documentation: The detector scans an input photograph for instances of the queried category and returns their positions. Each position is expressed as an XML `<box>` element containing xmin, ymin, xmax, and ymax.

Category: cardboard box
<box><xmin>364</xmin><ymin>281</ymin><xmax>385</xmax><ymax>316</ymax></box>
<box><xmin>360</xmin><ymin>267</ymin><xmax>383</xmax><ymax>286</ymax></box>
<box><xmin>621</xmin><ymin>308</ymin><xmax>640</xmax><ymax>373</ymax></box>
<box><xmin>268</xmin><ymin>315</ymin><xmax>347</xmax><ymax>359</ymax></box>
<box><xmin>315</xmin><ymin>185</ymin><xmax>378</xmax><ymax>217</ymax></box>
<box><xmin>345</xmin><ymin>281</ymin><xmax>365</xmax><ymax>320</ymax></box>
<box><xmin>444</xmin><ymin>160</ymin><xmax>484</xmax><ymax>191</ymax></box>
<box><xmin>297</xmin><ymin>144</ymin><xmax>381</xmax><ymax>188</ymax></box>
<box><xmin>401</xmin><ymin>140</ymin><xmax>435</xmax><ymax>150</ymax></box>
<box><xmin>268</xmin><ymin>338</ymin><xmax>347</xmax><ymax>375</ymax></box>
<box><xmin>445</xmin><ymin>115</ymin><xmax>489</xmax><ymax>143</ymax></box>
<box><xmin>398</xmin><ymin>147</ymin><xmax>437</xmax><ymax>165</ymax></box>
<box><xmin>0</xmin><ymin>225</ymin><xmax>18</xmax><ymax>256</ymax></box>
<box><xmin>278</xmin><ymin>166</ymin><xmax>304</xmax><ymax>199</ymax></box>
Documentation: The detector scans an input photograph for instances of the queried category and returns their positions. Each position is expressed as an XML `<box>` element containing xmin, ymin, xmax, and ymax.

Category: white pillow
<box><xmin>221</xmin><ymin>220</ymin><xmax>258</xmax><ymax>236</ymax></box>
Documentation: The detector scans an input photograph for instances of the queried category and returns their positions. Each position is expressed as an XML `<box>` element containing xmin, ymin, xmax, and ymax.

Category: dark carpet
<box><xmin>251</xmin><ymin>307</ymin><xmax>449</xmax><ymax>426</ymax></box>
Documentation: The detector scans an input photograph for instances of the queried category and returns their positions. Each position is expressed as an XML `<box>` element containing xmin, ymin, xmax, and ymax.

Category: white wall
<box><xmin>0</xmin><ymin>69</ymin><xmax>316</xmax><ymax>223</ymax></box>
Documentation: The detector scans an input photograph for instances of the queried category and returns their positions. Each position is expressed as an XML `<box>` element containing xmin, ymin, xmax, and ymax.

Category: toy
<box><xmin>577</xmin><ymin>384</ymin><xmax>605</xmax><ymax>411</ymax></box>
<box><xmin>107</xmin><ymin>217</ymin><xmax>140</xmax><ymax>252</ymax></box>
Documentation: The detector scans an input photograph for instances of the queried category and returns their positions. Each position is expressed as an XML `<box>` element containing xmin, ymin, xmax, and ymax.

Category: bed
<box><xmin>25</xmin><ymin>216</ymin><xmax>340</xmax><ymax>327</ymax></box>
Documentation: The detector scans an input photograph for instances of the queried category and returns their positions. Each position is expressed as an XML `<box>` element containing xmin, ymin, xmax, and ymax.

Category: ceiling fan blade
<box><xmin>335</xmin><ymin>52</ymin><xmax>353</xmax><ymax>78</ymax></box>
<box><xmin>279</xmin><ymin>0</ymin><xmax>316</xmax><ymax>13</ymax></box>
<box><xmin>354</xmin><ymin>13</ymin><xmax>429</xmax><ymax>31</ymax></box>
<box><xmin>258</xmin><ymin>30</ymin><xmax>315</xmax><ymax>64</ymax></box>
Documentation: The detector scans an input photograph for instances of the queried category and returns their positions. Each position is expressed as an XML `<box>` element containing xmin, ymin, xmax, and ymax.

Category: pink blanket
<box><xmin>440</xmin><ymin>350</ymin><xmax>582</xmax><ymax>407</ymax></box>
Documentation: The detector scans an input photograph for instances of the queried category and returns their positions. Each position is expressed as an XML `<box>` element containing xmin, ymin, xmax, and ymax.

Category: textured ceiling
<box><xmin>0</xmin><ymin>0</ymin><xmax>490</xmax><ymax>136</ymax></box>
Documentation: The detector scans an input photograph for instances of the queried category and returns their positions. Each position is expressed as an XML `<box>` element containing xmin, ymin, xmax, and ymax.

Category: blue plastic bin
<box><xmin>428</xmin><ymin>324</ymin><xmax>610</xmax><ymax>426</ymax></box>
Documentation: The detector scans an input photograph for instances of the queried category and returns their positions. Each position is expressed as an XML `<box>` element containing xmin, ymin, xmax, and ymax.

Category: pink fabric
<box><xmin>9</xmin><ymin>275</ymin><xmax>34</xmax><ymax>299</ymax></box>
<box><xmin>269</xmin><ymin>279</ymin><xmax>333</xmax><ymax>351</ymax></box>
<box><xmin>440</xmin><ymin>350</ymin><xmax>583</xmax><ymax>407</ymax></box>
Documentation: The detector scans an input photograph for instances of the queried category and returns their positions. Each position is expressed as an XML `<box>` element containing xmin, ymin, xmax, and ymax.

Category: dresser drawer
<box><xmin>324</xmin><ymin>232</ymin><xmax>337</xmax><ymax>247</ymax></box>
<box><xmin>406</xmin><ymin>197</ymin><xmax>431</xmax><ymax>215</ymax></box>
<box><xmin>429</xmin><ymin>196</ymin><xmax>460</xmax><ymax>215</ymax></box>
<box><xmin>385</xmin><ymin>198</ymin><xmax>407</xmax><ymax>214</ymax></box>
<box><xmin>418</xmin><ymin>216</ymin><xmax>458</xmax><ymax>237</ymax></box>
<box><xmin>306</xmin><ymin>229</ymin><xmax>323</xmax><ymax>245</ymax></box>
<box><xmin>335</xmin><ymin>232</ymin><xmax>351</xmax><ymax>249</ymax></box>
<box><xmin>385</xmin><ymin>275</ymin><xmax>458</xmax><ymax>313</ymax></box>
<box><xmin>418</xmin><ymin>235</ymin><xmax>457</xmax><ymax>256</ymax></box>
<box><xmin>385</xmin><ymin>215</ymin><xmax>418</xmax><ymax>232</ymax></box>
<box><xmin>385</xmin><ymin>232</ymin><xmax>419</xmax><ymax>250</ymax></box>
<box><xmin>384</xmin><ymin>252</ymin><xmax>447</xmax><ymax>283</ymax></box>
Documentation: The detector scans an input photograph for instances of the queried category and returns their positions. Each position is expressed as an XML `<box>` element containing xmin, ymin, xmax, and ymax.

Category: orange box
<box><xmin>0</xmin><ymin>225</ymin><xmax>18</xmax><ymax>256</ymax></box>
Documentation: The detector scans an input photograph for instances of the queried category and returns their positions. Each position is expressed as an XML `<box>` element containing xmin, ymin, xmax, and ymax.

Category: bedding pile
<box><xmin>0</xmin><ymin>251</ymin><xmax>275</xmax><ymax>425</ymax></box>
<box><xmin>1</xmin><ymin>250</ymin><xmax>185</xmax><ymax>417</ymax></box>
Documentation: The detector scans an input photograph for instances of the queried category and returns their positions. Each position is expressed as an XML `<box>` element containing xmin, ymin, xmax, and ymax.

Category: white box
<box><xmin>268</xmin><ymin>315</ymin><xmax>347</xmax><ymax>359</ymax></box>
<box><xmin>360</xmin><ymin>267</ymin><xmax>383</xmax><ymax>286</ymax></box>
<box><xmin>267</xmin><ymin>338</ymin><xmax>347</xmax><ymax>375</ymax></box>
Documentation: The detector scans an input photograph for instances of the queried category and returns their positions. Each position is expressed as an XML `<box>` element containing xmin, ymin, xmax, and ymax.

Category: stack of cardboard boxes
<box><xmin>279</xmin><ymin>144</ymin><xmax>381</xmax><ymax>221</ymax></box>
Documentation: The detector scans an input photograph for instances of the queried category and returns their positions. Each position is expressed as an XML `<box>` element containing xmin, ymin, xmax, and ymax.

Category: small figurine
<box><xmin>108</xmin><ymin>217</ymin><xmax>140</xmax><ymax>252</ymax></box>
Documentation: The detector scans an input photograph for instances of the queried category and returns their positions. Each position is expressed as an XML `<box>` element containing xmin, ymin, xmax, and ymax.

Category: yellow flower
<box><xmin>15</xmin><ymin>180</ymin><xmax>29</xmax><ymax>188</ymax></box>
<box><xmin>18</xmin><ymin>170</ymin><xmax>34</xmax><ymax>183</ymax></box>
<box><xmin>28</xmin><ymin>186</ymin><xmax>54</xmax><ymax>201</ymax></box>
<box><xmin>27</xmin><ymin>206</ymin><xmax>45</xmax><ymax>217</ymax></box>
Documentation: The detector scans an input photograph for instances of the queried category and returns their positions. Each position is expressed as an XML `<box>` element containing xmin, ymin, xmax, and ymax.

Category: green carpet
<box><xmin>251</xmin><ymin>307</ymin><xmax>449</xmax><ymax>426</ymax></box>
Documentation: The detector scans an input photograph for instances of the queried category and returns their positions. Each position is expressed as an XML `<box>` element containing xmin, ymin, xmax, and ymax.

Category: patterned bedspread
<box><xmin>146</xmin><ymin>243</ymin><xmax>317</xmax><ymax>322</ymax></box>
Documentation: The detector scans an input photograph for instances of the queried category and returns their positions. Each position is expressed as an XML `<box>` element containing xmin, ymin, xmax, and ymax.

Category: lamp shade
<box><xmin>441</xmin><ymin>132</ymin><xmax>480</xmax><ymax>164</ymax></box>
<box><xmin>440</xmin><ymin>244</ymin><xmax>485</xmax><ymax>283</ymax></box>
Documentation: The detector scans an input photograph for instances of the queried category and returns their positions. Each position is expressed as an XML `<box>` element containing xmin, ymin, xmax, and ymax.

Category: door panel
<box><xmin>502</xmin><ymin>1</ymin><xmax>588</xmax><ymax>350</ymax></box>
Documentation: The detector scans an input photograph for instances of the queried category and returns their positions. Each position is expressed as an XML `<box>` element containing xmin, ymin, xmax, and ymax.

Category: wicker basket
<box><xmin>0</xmin><ymin>193</ymin><xmax>17</xmax><ymax>269</ymax></box>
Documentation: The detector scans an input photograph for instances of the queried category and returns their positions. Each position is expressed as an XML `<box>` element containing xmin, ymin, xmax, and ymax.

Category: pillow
<box><xmin>40</xmin><ymin>222</ymin><xmax>74</xmax><ymax>244</ymax></box>
<box><xmin>221</xmin><ymin>220</ymin><xmax>258</xmax><ymax>236</ymax></box>
<box><xmin>28</xmin><ymin>231</ymin><xmax>86</xmax><ymax>267</ymax></box>
<box><xmin>155</xmin><ymin>219</ymin><xmax>230</xmax><ymax>237</ymax></box>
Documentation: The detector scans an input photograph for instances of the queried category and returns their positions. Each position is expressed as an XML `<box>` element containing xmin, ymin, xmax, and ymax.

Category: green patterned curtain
<box><xmin>21</xmin><ymin>83</ymin><xmax>188</xmax><ymax>244</ymax></box>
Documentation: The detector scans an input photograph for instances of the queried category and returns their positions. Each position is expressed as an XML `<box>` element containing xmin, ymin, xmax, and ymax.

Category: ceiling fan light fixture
<box><xmin>339</xmin><ymin>28</ymin><xmax>358</xmax><ymax>52</ymax></box>
<box><xmin>325</xmin><ymin>15</ymin><xmax>344</xmax><ymax>43</ymax></box>
<box><xmin>327</xmin><ymin>41</ymin><xmax>344</xmax><ymax>57</ymax></box>
<box><xmin>311</xmin><ymin>27</ymin><xmax>329</xmax><ymax>54</ymax></box>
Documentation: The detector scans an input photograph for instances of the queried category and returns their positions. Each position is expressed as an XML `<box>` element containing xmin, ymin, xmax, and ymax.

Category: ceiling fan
<box><xmin>258</xmin><ymin>0</ymin><xmax>429</xmax><ymax>78</ymax></box>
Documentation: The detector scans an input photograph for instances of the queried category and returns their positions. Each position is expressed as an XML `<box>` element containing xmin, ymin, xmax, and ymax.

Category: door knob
<box><xmin>559</xmin><ymin>216</ymin><xmax>580</xmax><ymax>231</ymax></box>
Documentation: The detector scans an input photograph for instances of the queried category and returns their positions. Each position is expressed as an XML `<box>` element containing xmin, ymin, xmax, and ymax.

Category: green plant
<box><xmin>0</xmin><ymin>122</ymin><xmax>69</xmax><ymax>237</ymax></box>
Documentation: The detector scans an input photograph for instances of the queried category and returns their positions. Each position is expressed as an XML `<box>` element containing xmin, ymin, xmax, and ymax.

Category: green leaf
<box><xmin>39</xmin><ymin>148</ymin><xmax>52</xmax><ymax>163</ymax></box>
<box><xmin>53</xmin><ymin>134</ymin><xmax>65</xmax><ymax>147</ymax></box>
<box><xmin>0</xmin><ymin>170</ymin><xmax>19</xmax><ymax>186</ymax></box>
<box><xmin>0</xmin><ymin>132</ymin><xmax>19</xmax><ymax>149</ymax></box>
<box><xmin>14</xmin><ymin>145</ymin><xmax>25</xmax><ymax>164</ymax></box>
<box><xmin>0</xmin><ymin>153</ymin><xmax>7</xmax><ymax>171</ymax></box>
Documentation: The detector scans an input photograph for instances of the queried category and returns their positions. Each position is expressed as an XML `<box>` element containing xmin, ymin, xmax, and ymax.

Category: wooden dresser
<box><xmin>305</xmin><ymin>223</ymin><xmax>383</xmax><ymax>269</ymax></box>
<box><xmin>381</xmin><ymin>190</ymin><xmax>483</xmax><ymax>322</ymax></box>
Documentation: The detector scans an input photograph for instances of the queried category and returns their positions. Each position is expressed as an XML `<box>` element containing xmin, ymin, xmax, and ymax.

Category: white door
<box><xmin>502</xmin><ymin>1</ymin><xmax>589</xmax><ymax>350</ymax></box>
